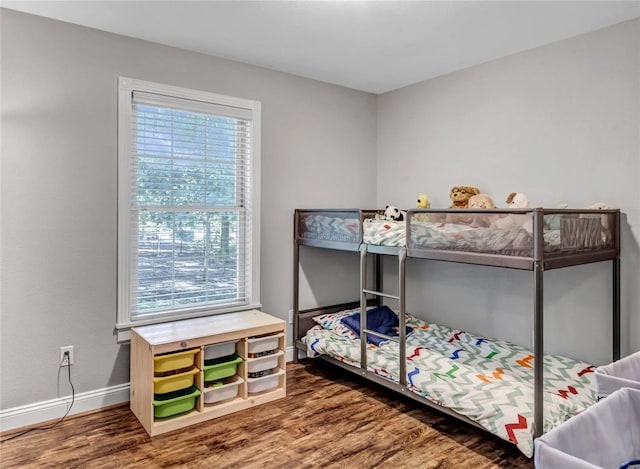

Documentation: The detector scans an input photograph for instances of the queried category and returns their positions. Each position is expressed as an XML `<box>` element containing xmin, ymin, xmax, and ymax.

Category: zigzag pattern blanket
<box><xmin>303</xmin><ymin>313</ymin><xmax>596</xmax><ymax>457</ymax></box>
<box><xmin>363</xmin><ymin>219</ymin><xmax>563</xmax><ymax>255</ymax></box>
<box><xmin>299</xmin><ymin>214</ymin><xmax>360</xmax><ymax>243</ymax></box>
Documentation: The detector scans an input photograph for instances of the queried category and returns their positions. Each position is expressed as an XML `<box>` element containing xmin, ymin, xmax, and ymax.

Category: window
<box><xmin>117</xmin><ymin>77</ymin><xmax>260</xmax><ymax>338</ymax></box>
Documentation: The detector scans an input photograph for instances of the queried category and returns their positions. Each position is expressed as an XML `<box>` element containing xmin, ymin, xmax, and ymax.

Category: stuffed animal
<box><xmin>384</xmin><ymin>205</ymin><xmax>406</xmax><ymax>221</ymax></box>
<box><xmin>495</xmin><ymin>192</ymin><xmax>532</xmax><ymax>233</ymax></box>
<box><xmin>417</xmin><ymin>194</ymin><xmax>430</xmax><ymax>208</ymax></box>
<box><xmin>411</xmin><ymin>194</ymin><xmax>434</xmax><ymax>222</ymax></box>
<box><xmin>468</xmin><ymin>194</ymin><xmax>496</xmax><ymax>209</ymax></box>
<box><xmin>449</xmin><ymin>186</ymin><xmax>480</xmax><ymax>209</ymax></box>
<box><xmin>506</xmin><ymin>192</ymin><xmax>529</xmax><ymax>209</ymax></box>
<box><xmin>467</xmin><ymin>194</ymin><xmax>497</xmax><ymax>227</ymax></box>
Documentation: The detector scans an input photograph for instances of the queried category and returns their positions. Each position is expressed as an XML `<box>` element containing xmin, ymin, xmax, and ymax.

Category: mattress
<box><xmin>303</xmin><ymin>311</ymin><xmax>597</xmax><ymax>457</ymax></box>
<box><xmin>298</xmin><ymin>213</ymin><xmax>360</xmax><ymax>244</ymax></box>
<box><xmin>298</xmin><ymin>211</ymin><xmax>611</xmax><ymax>258</ymax></box>
<box><xmin>363</xmin><ymin>218</ymin><xmax>562</xmax><ymax>255</ymax></box>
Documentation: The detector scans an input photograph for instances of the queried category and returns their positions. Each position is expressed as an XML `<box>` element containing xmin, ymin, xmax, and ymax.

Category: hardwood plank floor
<box><xmin>0</xmin><ymin>360</ymin><xmax>533</xmax><ymax>468</ymax></box>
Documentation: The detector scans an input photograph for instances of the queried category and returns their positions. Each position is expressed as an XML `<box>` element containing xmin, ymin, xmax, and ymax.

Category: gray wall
<box><xmin>0</xmin><ymin>9</ymin><xmax>376</xmax><ymax>409</ymax></box>
<box><xmin>2</xmin><ymin>8</ymin><xmax>638</xmax><ymax>414</ymax></box>
<box><xmin>377</xmin><ymin>19</ymin><xmax>640</xmax><ymax>364</ymax></box>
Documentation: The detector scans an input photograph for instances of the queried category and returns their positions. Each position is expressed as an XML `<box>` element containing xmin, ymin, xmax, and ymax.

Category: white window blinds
<box><xmin>118</xmin><ymin>78</ymin><xmax>260</xmax><ymax>331</ymax></box>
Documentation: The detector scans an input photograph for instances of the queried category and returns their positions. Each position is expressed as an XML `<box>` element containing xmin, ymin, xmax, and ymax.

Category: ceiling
<box><xmin>3</xmin><ymin>1</ymin><xmax>640</xmax><ymax>94</ymax></box>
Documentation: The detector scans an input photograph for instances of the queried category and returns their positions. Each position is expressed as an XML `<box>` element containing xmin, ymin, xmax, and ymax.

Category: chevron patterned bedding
<box><xmin>363</xmin><ymin>218</ymin><xmax>562</xmax><ymax>254</ymax></box>
<box><xmin>298</xmin><ymin>214</ymin><xmax>360</xmax><ymax>243</ymax></box>
<box><xmin>303</xmin><ymin>312</ymin><xmax>596</xmax><ymax>457</ymax></box>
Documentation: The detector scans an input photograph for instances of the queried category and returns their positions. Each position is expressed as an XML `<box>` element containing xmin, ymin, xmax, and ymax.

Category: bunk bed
<box><xmin>293</xmin><ymin>207</ymin><xmax>621</xmax><ymax>457</ymax></box>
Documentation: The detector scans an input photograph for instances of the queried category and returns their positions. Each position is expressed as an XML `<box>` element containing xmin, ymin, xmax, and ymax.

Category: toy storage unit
<box><xmin>130</xmin><ymin>310</ymin><xmax>286</xmax><ymax>436</ymax></box>
<box><xmin>534</xmin><ymin>388</ymin><xmax>640</xmax><ymax>469</ymax></box>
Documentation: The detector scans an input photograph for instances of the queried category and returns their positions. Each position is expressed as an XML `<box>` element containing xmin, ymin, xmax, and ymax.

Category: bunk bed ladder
<box><xmin>360</xmin><ymin>245</ymin><xmax>408</xmax><ymax>386</ymax></box>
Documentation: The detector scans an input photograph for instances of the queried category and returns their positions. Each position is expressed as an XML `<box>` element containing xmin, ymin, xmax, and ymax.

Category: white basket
<box><xmin>246</xmin><ymin>350</ymin><xmax>284</xmax><ymax>374</ymax></box>
<box><xmin>202</xmin><ymin>376</ymin><xmax>244</xmax><ymax>404</ymax></box>
<box><xmin>595</xmin><ymin>351</ymin><xmax>640</xmax><ymax>399</ymax></box>
<box><xmin>204</xmin><ymin>340</ymin><xmax>238</xmax><ymax>360</ymax></box>
<box><xmin>247</xmin><ymin>333</ymin><xmax>284</xmax><ymax>355</ymax></box>
<box><xmin>247</xmin><ymin>368</ymin><xmax>284</xmax><ymax>394</ymax></box>
<box><xmin>535</xmin><ymin>388</ymin><xmax>640</xmax><ymax>469</ymax></box>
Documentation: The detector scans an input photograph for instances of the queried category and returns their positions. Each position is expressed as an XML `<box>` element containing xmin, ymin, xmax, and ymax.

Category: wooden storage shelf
<box><xmin>130</xmin><ymin>309</ymin><xmax>286</xmax><ymax>436</ymax></box>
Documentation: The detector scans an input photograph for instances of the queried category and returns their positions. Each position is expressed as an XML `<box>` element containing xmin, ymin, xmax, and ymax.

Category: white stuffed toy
<box><xmin>495</xmin><ymin>192</ymin><xmax>533</xmax><ymax>233</ymax></box>
<box><xmin>384</xmin><ymin>205</ymin><xmax>406</xmax><ymax>221</ymax></box>
<box><xmin>506</xmin><ymin>192</ymin><xmax>529</xmax><ymax>209</ymax></box>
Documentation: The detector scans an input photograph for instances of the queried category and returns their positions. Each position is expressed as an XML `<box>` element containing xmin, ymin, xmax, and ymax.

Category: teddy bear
<box><xmin>467</xmin><ymin>194</ymin><xmax>497</xmax><ymax>227</ymax></box>
<box><xmin>445</xmin><ymin>186</ymin><xmax>480</xmax><ymax>224</ymax></box>
<box><xmin>449</xmin><ymin>186</ymin><xmax>480</xmax><ymax>209</ymax></box>
<box><xmin>468</xmin><ymin>194</ymin><xmax>496</xmax><ymax>209</ymax></box>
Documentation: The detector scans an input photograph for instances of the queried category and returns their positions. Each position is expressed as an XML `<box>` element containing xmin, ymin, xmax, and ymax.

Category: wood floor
<box><xmin>0</xmin><ymin>360</ymin><xmax>533</xmax><ymax>468</ymax></box>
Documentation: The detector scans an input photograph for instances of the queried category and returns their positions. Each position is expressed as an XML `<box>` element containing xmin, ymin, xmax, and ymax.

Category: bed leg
<box><xmin>533</xmin><ymin>260</ymin><xmax>544</xmax><ymax>438</ymax></box>
<box><xmin>613</xmin><ymin>257</ymin><xmax>621</xmax><ymax>362</ymax></box>
<box><xmin>293</xmin><ymin>233</ymin><xmax>300</xmax><ymax>364</ymax></box>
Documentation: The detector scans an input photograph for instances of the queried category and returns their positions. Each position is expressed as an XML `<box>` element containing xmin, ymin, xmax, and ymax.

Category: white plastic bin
<box><xmin>246</xmin><ymin>350</ymin><xmax>284</xmax><ymax>374</ymax></box>
<box><xmin>247</xmin><ymin>333</ymin><xmax>284</xmax><ymax>355</ymax></box>
<box><xmin>247</xmin><ymin>368</ymin><xmax>284</xmax><ymax>394</ymax></box>
<box><xmin>202</xmin><ymin>376</ymin><xmax>244</xmax><ymax>404</ymax></box>
<box><xmin>535</xmin><ymin>388</ymin><xmax>640</xmax><ymax>469</ymax></box>
<box><xmin>595</xmin><ymin>351</ymin><xmax>640</xmax><ymax>399</ymax></box>
<box><xmin>204</xmin><ymin>340</ymin><xmax>238</xmax><ymax>360</ymax></box>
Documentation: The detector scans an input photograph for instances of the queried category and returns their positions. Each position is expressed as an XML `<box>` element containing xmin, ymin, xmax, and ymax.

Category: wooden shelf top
<box><xmin>131</xmin><ymin>310</ymin><xmax>285</xmax><ymax>346</ymax></box>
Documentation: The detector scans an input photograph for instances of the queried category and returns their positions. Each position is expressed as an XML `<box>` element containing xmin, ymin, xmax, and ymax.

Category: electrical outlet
<box><xmin>288</xmin><ymin>309</ymin><xmax>294</xmax><ymax>324</ymax></box>
<box><xmin>60</xmin><ymin>345</ymin><xmax>74</xmax><ymax>366</ymax></box>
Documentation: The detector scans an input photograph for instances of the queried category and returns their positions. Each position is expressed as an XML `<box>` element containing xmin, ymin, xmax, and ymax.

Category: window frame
<box><xmin>116</xmin><ymin>77</ymin><xmax>261</xmax><ymax>340</ymax></box>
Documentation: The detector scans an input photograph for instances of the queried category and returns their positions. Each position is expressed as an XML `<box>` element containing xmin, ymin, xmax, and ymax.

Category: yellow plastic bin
<box><xmin>153</xmin><ymin>367</ymin><xmax>199</xmax><ymax>394</ymax></box>
<box><xmin>153</xmin><ymin>349</ymin><xmax>198</xmax><ymax>375</ymax></box>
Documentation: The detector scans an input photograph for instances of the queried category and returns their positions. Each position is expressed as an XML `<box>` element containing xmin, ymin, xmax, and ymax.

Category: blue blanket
<box><xmin>340</xmin><ymin>306</ymin><xmax>412</xmax><ymax>346</ymax></box>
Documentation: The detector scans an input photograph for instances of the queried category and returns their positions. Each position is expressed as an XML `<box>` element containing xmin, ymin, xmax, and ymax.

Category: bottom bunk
<box><xmin>300</xmin><ymin>306</ymin><xmax>597</xmax><ymax>458</ymax></box>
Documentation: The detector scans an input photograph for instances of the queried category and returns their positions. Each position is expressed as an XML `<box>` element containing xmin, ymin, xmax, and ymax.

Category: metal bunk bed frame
<box><xmin>293</xmin><ymin>207</ymin><xmax>621</xmax><ymax>441</ymax></box>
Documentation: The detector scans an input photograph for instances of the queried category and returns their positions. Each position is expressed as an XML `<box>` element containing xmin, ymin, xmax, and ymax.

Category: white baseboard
<box><xmin>2</xmin><ymin>346</ymin><xmax>296</xmax><ymax>432</ymax></box>
<box><xmin>285</xmin><ymin>345</ymin><xmax>295</xmax><ymax>362</ymax></box>
<box><xmin>0</xmin><ymin>383</ymin><xmax>130</xmax><ymax>433</ymax></box>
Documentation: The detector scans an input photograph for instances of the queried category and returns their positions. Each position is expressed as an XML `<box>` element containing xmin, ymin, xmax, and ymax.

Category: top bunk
<box><xmin>294</xmin><ymin>208</ymin><xmax>620</xmax><ymax>270</ymax></box>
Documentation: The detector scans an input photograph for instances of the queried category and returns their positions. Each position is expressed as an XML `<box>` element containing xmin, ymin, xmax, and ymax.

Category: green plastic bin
<box><xmin>153</xmin><ymin>385</ymin><xmax>201</xmax><ymax>419</ymax></box>
<box><xmin>202</xmin><ymin>355</ymin><xmax>243</xmax><ymax>382</ymax></box>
